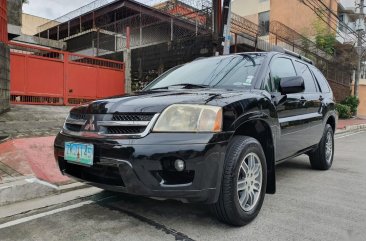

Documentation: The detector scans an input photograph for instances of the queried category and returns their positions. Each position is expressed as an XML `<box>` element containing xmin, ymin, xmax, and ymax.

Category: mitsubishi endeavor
<box><xmin>54</xmin><ymin>48</ymin><xmax>337</xmax><ymax>226</ymax></box>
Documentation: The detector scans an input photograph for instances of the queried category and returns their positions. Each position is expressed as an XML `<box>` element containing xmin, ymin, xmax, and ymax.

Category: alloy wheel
<box><xmin>237</xmin><ymin>153</ymin><xmax>263</xmax><ymax>212</ymax></box>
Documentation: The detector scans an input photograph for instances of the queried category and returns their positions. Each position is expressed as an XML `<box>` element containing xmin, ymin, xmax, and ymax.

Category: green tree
<box><xmin>313</xmin><ymin>17</ymin><xmax>336</xmax><ymax>55</ymax></box>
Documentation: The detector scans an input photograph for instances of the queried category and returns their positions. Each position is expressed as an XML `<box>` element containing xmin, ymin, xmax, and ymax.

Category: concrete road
<box><xmin>0</xmin><ymin>131</ymin><xmax>365</xmax><ymax>241</ymax></box>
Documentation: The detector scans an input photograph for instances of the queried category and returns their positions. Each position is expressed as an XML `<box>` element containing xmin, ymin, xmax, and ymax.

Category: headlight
<box><xmin>153</xmin><ymin>104</ymin><xmax>222</xmax><ymax>132</ymax></box>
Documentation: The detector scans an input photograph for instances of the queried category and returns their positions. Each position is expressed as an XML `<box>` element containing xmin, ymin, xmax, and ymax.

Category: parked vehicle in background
<box><xmin>54</xmin><ymin>47</ymin><xmax>337</xmax><ymax>226</ymax></box>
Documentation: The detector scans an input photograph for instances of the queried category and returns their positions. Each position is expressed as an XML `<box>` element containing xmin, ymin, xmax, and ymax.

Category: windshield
<box><xmin>144</xmin><ymin>54</ymin><xmax>266</xmax><ymax>90</ymax></box>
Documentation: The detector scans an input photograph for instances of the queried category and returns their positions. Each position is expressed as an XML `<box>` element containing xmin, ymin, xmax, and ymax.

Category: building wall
<box><xmin>358</xmin><ymin>84</ymin><xmax>366</xmax><ymax>117</ymax></box>
<box><xmin>231</xmin><ymin>0</ymin><xmax>270</xmax><ymax>25</ymax></box>
<box><xmin>270</xmin><ymin>0</ymin><xmax>338</xmax><ymax>36</ymax></box>
<box><xmin>232</xmin><ymin>0</ymin><xmax>338</xmax><ymax>36</ymax></box>
<box><xmin>353</xmin><ymin>80</ymin><xmax>366</xmax><ymax>117</ymax></box>
<box><xmin>21</xmin><ymin>13</ymin><xmax>50</xmax><ymax>36</ymax></box>
<box><xmin>329</xmin><ymin>80</ymin><xmax>351</xmax><ymax>102</ymax></box>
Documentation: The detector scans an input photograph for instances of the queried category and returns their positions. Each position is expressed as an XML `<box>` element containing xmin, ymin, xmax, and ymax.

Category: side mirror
<box><xmin>279</xmin><ymin>76</ymin><xmax>305</xmax><ymax>95</ymax></box>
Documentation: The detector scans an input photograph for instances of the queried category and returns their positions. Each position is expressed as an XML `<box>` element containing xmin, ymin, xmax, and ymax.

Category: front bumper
<box><xmin>54</xmin><ymin>132</ymin><xmax>230</xmax><ymax>204</ymax></box>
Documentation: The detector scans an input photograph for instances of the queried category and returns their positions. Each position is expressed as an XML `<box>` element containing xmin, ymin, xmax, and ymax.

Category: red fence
<box><xmin>9</xmin><ymin>42</ymin><xmax>125</xmax><ymax>105</ymax></box>
<box><xmin>0</xmin><ymin>0</ymin><xmax>7</xmax><ymax>43</ymax></box>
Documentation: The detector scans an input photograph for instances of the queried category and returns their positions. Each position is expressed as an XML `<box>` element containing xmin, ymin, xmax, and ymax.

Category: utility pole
<box><xmin>221</xmin><ymin>0</ymin><xmax>232</xmax><ymax>55</ymax></box>
<box><xmin>355</xmin><ymin>0</ymin><xmax>365</xmax><ymax>104</ymax></box>
<box><xmin>212</xmin><ymin>0</ymin><xmax>222</xmax><ymax>56</ymax></box>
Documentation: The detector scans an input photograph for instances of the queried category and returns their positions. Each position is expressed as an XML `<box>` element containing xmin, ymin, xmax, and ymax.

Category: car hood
<box><xmin>71</xmin><ymin>89</ymin><xmax>256</xmax><ymax>114</ymax></box>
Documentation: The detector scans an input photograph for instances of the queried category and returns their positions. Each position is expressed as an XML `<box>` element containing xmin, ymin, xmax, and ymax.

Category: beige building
<box><xmin>231</xmin><ymin>0</ymin><xmax>338</xmax><ymax>36</ymax></box>
<box><xmin>21</xmin><ymin>13</ymin><xmax>50</xmax><ymax>35</ymax></box>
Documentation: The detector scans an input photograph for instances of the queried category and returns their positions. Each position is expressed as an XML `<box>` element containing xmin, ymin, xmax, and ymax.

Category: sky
<box><xmin>22</xmin><ymin>0</ymin><xmax>162</xmax><ymax>20</ymax></box>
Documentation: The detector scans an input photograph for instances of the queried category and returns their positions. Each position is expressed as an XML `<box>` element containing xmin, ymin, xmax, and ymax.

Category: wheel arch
<box><xmin>233</xmin><ymin>119</ymin><xmax>276</xmax><ymax>194</ymax></box>
<box><xmin>326</xmin><ymin>115</ymin><xmax>336</xmax><ymax>133</ymax></box>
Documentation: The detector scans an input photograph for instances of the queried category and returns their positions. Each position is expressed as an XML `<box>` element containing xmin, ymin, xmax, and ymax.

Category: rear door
<box><xmin>267</xmin><ymin>57</ymin><xmax>308</xmax><ymax>160</ymax></box>
<box><xmin>293</xmin><ymin>61</ymin><xmax>323</xmax><ymax>147</ymax></box>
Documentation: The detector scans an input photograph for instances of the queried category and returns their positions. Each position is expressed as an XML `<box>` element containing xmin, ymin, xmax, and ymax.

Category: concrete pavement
<box><xmin>0</xmin><ymin>130</ymin><xmax>365</xmax><ymax>241</ymax></box>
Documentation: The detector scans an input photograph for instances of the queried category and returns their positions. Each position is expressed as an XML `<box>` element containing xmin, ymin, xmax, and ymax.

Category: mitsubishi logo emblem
<box><xmin>84</xmin><ymin>115</ymin><xmax>96</xmax><ymax>131</ymax></box>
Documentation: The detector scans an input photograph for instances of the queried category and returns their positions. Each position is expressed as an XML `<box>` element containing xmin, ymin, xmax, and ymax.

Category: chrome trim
<box><xmin>99</xmin><ymin>157</ymin><xmax>133</xmax><ymax>168</ymax></box>
<box><xmin>279</xmin><ymin>112</ymin><xmax>322</xmax><ymax>124</ymax></box>
<box><xmin>65</xmin><ymin>118</ymin><xmax>87</xmax><ymax>126</ymax></box>
<box><xmin>61</xmin><ymin>114</ymin><xmax>160</xmax><ymax>138</ymax></box>
<box><xmin>98</xmin><ymin>121</ymin><xmax>150</xmax><ymax>127</ymax></box>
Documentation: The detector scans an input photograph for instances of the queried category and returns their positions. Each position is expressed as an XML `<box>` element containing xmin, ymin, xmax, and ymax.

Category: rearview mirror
<box><xmin>279</xmin><ymin>76</ymin><xmax>305</xmax><ymax>95</ymax></box>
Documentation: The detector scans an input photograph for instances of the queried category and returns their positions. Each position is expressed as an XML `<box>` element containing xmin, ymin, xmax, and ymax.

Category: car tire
<box><xmin>211</xmin><ymin>136</ymin><xmax>267</xmax><ymax>226</ymax></box>
<box><xmin>309</xmin><ymin>124</ymin><xmax>334</xmax><ymax>170</ymax></box>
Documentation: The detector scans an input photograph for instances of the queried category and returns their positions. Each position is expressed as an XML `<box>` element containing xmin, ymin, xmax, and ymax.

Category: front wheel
<box><xmin>211</xmin><ymin>136</ymin><xmax>267</xmax><ymax>226</ymax></box>
<box><xmin>308</xmin><ymin>124</ymin><xmax>334</xmax><ymax>170</ymax></box>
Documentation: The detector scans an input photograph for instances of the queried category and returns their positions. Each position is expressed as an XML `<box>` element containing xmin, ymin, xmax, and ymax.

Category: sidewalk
<box><xmin>337</xmin><ymin>117</ymin><xmax>366</xmax><ymax>130</ymax></box>
<box><xmin>0</xmin><ymin>105</ymin><xmax>79</xmax><ymax>205</ymax></box>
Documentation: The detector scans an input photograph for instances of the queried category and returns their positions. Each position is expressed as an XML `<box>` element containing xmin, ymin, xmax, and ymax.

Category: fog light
<box><xmin>174</xmin><ymin>159</ymin><xmax>185</xmax><ymax>172</ymax></box>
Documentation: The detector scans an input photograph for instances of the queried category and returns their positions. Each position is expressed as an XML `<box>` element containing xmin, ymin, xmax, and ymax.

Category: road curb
<box><xmin>0</xmin><ymin>177</ymin><xmax>89</xmax><ymax>206</ymax></box>
<box><xmin>335</xmin><ymin>124</ymin><xmax>366</xmax><ymax>135</ymax></box>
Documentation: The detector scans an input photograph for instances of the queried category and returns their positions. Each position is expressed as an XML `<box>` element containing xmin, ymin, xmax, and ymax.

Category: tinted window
<box><xmin>311</xmin><ymin>66</ymin><xmax>331</xmax><ymax>93</ymax></box>
<box><xmin>294</xmin><ymin>61</ymin><xmax>317</xmax><ymax>93</ymax></box>
<box><xmin>145</xmin><ymin>54</ymin><xmax>266</xmax><ymax>90</ymax></box>
<box><xmin>268</xmin><ymin>57</ymin><xmax>297</xmax><ymax>92</ymax></box>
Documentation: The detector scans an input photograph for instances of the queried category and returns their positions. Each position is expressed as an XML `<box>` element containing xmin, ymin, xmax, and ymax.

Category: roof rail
<box><xmin>272</xmin><ymin>46</ymin><xmax>313</xmax><ymax>65</ymax></box>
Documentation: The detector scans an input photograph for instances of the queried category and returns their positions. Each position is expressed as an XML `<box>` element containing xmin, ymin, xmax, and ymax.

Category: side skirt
<box><xmin>275</xmin><ymin>144</ymin><xmax>318</xmax><ymax>165</ymax></box>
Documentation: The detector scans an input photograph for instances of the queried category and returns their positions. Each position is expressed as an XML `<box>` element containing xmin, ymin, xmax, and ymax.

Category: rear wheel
<box><xmin>211</xmin><ymin>136</ymin><xmax>267</xmax><ymax>226</ymax></box>
<box><xmin>309</xmin><ymin>124</ymin><xmax>334</xmax><ymax>170</ymax></box>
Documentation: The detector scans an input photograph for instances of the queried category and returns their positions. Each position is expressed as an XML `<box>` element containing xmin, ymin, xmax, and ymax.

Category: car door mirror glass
<box><xmin>279</xmin><ymin>76</ymin><xmax>305</xmax><ymax>95</ymax></box>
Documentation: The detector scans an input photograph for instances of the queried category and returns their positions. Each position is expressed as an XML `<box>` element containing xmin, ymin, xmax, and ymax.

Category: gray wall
<box><xmin>0</xmin><ymin>42</ymin><xmax>10</xmax><ymax>114</ymax></box>
<box><xmin>7</xmin><ymin>0</ymin><xmax>22</xmax><ymax>26</ymax></box>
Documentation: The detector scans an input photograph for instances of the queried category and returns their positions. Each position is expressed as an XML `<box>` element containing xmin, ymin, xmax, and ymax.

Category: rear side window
<box><xmin>311</xmin><ymin>66</ymin><xmax>331</xmax><ymax>93</ymax></box>
<box><xmin>268</xmin><ymin>57</ymin><xmax>297</xmax><ymax>92</ymax></box>
<box><xmin>294</xmin><ymin>61</ymin><xmax>318</xmax><ymax>93</ymax></box>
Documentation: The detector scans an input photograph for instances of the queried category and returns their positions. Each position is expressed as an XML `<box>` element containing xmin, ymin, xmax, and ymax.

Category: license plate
<box><xmin>64</xmin><ymin>142</ymin><xmax>94</xmax><ymax>166</ymax></box>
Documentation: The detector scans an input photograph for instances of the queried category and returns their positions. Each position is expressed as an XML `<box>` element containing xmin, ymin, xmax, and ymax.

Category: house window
<box><xmin>258</xmin><ymin>11</ymin><xmax>270</xmax><ymax>36</ymax></box>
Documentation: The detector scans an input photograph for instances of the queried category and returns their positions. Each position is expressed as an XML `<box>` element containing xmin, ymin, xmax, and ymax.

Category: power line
<box><xmin>315</xmin><ymin>0</ymin><xmax>359</xmax><ymax>38</ymax></box>
<box><xmin>302</xmin><ymin>0</ymin><xmax>359</xmax><ymax>43</ymax></box>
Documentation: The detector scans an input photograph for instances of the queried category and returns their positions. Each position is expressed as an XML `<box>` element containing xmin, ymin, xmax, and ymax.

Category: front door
<box><xmin>266</xmin><ymin>57</ymin><xmax>309</xmax><ymax>161</ymax></box>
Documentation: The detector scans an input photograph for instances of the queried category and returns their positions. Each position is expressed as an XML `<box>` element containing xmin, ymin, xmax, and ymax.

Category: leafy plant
<box><xmin>336</xmin><ymin>104</ymin><xmax>352</xmax><ymax>119</ymax></box>
<box><xmin>313</xmin><ymin>16</ymin><xmax>336</xmax><ymax>55</ymax></box>
<box><xmin>341</xmin><ymin>96</ymin><xmax>360</xmax><ymax>116</ymax></box>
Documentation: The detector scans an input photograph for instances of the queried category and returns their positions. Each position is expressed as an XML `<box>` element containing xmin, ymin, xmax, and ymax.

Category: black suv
<box><xmin>54</xmin><ymin>48</ymin><xmax>337</xmax><ymax>226</ymax></box>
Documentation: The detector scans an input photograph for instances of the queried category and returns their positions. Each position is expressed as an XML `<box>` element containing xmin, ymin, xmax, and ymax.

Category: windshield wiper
<box><xmin>150</xmin><ymin>83</ymin><xmax>209</xmax><ymax>90</ymax></box>
<box><xmin>169</xmin><ymin>83</ymin><xmax>209</xmax><ymax>89</ymax></box>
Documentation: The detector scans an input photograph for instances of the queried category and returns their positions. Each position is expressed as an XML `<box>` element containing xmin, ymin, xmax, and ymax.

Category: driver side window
<box><xmin>264</xmin><ymin>57</ymin><xmax>297</xmax><ymax>92</ymax></box>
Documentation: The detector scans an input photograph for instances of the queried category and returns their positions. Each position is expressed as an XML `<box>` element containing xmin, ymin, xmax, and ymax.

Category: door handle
<box><xmin>300</xmin><ymin>96</ymin><xmax>306</xmax><ymax>106</ymax></box>
<box><xmin>319</xmin><ymin>95</ymin><xmax>324</xmax><ymax>101</ymax></box>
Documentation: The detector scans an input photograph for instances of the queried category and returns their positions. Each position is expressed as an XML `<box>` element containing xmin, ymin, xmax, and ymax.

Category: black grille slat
<box><xmin>112</xmin><ymin>114</ymin><xmax>154</xmax><ymax>122</ymax></box>
<box><xmin>69</xmin><ymin>112</ymin><xmax>86</xmax><ymax>120</ymax></box>
<box><xmin>66</xmin><ymin>123</ymin><xmax>82</xmax><ymax>132</ymax></box>
<box><xmin>106</xmin><ymin>126</ymin><xmax>146</xmax><ymax>134</ymax></box>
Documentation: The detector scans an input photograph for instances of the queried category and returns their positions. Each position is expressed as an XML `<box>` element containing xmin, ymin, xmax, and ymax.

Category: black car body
<box><xmin>54</xmin><ymin>49</ymin><xmax>337</xmax><ymax>225</ymax></box>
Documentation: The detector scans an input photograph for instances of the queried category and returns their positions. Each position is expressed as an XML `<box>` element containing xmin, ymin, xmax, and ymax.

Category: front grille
<box><xmin>69</xmin><ymin>112</ymin><xmax>86</xmax><ymax>120</ymax></box>
<box><xmin>106</xmin><ymin>126</ymin><xmax>146</xmax><ymax>134</ymax></box>
<box><xmin>112</xmin><ymin>113</ymin><xmax>154</xmax><ymax>122</ymax></box>
<box><xmin>63</xmin><ymin>112</ymin><xmax>158</xmax><ymax>137</ymax></box>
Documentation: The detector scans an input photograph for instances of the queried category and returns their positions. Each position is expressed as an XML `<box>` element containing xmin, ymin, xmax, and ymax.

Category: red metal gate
<box><xmin>10</xmin><ymin>42</ymin><xmax>125</xmax><ymax>105</ymax></box>
<box><xmin>0</xmin><ymin>0</ymin><xmax>7</xmax><ymax>43</ymax></box>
